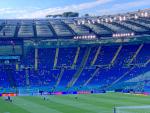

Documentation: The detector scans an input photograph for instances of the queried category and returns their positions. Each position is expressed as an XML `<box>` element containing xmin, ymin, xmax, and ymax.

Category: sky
<box><xmin>0</xmin><ymin>0</ymin><xmax>149</xmax><ymax>19</ymax></box>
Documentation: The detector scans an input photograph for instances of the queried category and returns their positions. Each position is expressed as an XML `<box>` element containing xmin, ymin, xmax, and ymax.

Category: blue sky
<box><xmin>0</xmin><ymin>0</ymin><xmax>149</xmax><ymax>18</ymax></box>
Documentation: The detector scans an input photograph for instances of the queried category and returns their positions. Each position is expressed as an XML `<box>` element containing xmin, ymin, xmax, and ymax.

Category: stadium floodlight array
<box><xmin>133</xmin><ymin>12</ymin><xmax>148</xmax><ymax>19</ymax></box>
<box><xmin>119</xmin><ymin>16</ymin><xmax>126</xmax><ymax>21</ymax></box>
<box><xmin>74</xmin><ymin>35</ymin><xmax>96</xmax><ymax>40</ymax></box>
<box><xmin>76</xmin><ymin>16</ymin><xmax>128</xmax><ymax>25</ymax></box>
<box><xmin>76</xmin><ymin>10</ymin><xmax>149</xmax><ymax>25</ymax></box>
<box><xmin>112</xmin><ymin>32</ymin><xmax>135</xmax><ymax>38</ymax></box>
<box><xmin>140</xmin><ymin>12</ymin><xmax>148</xmax><ymax>17</ymax></box>
<box><xmin>134</xmin><ymin>14</ymin><xmax>139</xmax><ymax>19</ymax></box>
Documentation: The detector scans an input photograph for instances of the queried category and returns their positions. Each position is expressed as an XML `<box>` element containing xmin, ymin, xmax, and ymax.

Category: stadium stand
<box><xmin>0</xmin><ymin>9</ymin><xmax>150</xmax><ymax>94</ymax></box>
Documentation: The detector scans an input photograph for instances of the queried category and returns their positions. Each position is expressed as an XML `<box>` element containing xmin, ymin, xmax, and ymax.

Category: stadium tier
<box><xmin>0</xmin><ymin>10</ymin><xmax>150</xmax><ymax>94</ymax></box>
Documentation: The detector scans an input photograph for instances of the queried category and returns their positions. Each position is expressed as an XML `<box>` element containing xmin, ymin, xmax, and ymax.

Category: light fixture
<box><xmin>119</xmin><ymin>16</ymin><xmax>123</xmax><ymax>21</ymax></box>
<box><xmin>134</xmin><ymin>15</ymin><xmax>138</xmax><ymax>19</ymax></box>
<box><xmin>81</xmin><ymin>20</ymin><xmax>85</xmax><ymax>25</ymax></box>
<box><xmin>142</xmin><ymin>12</ymin><xmax>148</xmax><ymax>17</ymax></box>
<box><xmin>112</xmin><ymin>32</ymin><xmax>135</xmax><ymax>38</ymax></box>
<box><xmin>131</xmin><ymin>32</ymin><xmax>134</xmax><ymax>36</ymax></box>
<box><xmin>105</xmin><ymin>18</ymin><xmax>108</xmax><ymax>23</ymax></box>
<box><xmin>74</xmin><ymin>35</ymin><xmax>96</xmax><ymax>40</ymax></box>
<box><xmin>141</xmin><ymin>12</ymin><xmax>144</xmax><ymax>17</ymax></box>
<box><xmin>92</xmin><ymin>20</ymin><xmax>95</xmax><ymax>24</ymax></box>
<box><xmin>97</xmin><ymin>19</ymin><xmax>100</xmax><ymax>23</ymax></box>
<box><xmin>123</xmin><ymin>16</ymin><xmax>126</xmax><ymax>21</ymax></box>
<box><xmin>101</xmin><ymin>19</ymin><xmax>104</xmax><ymax>22</ymax></box>
<box><xmin>109</xmin><ymin>18</ymin><xmax>113</xmax><ymax>22</ymax></box>
<box><xmin>145</xmin><ymin>12</ymin><xmax>148</xmax><ymax>17</ymax></box>
<box><xmin>88</xmin><ymin>20</ymin><xmax>91</xmax><ymax>24</ymax></box>
<box><xmin>113</xmin><ymin>17</ymin><xmax>117</xmax><ymax>21</ymax></box>
<box><xmin>77</xmin><ymin>21</ymin><xmax>81</xmax><ymax>25</ymax></box>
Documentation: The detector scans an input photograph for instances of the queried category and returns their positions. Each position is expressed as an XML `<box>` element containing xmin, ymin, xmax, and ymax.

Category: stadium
<box><xmin>0</xmin><ymin>2</ymin><xmax>150</xmax><ymax>113</ymax></box>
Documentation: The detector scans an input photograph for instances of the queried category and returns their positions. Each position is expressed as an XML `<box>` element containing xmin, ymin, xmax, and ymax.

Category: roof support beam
<box><xmin>127</xmin><ymin>44</ymin><xmax>144</xmax><ymax>66</ymax></box>
<box><xmin>106</xmin><ymin>66</ymin><xmax>135</xmax><ymax>90</ymax></box>
<box><xmin>33</xmin><ymin>23</ymin><xmax>37</xmax><ymax>38</ymax></box>
<box><xmin>110</xmin><ymin>45</ymin><xmax>122</xmax><ymax>66</ymax></box>
<box><xmin>91</xmin><ymin>47</ymin><xmax>101</xmax><ymax>66</ymax></box>
<box><xmin>83</xmin><ymin>67</ymin><xmax>100</xmax><ymax>86</ymax></box>
<box><xmin>67</xmin><ymin>47</ymin><xmax>91</xmax><ymax>88</ymax></box>
<box><xmin>47</xmin><ymin>22</ymin><xmax>58</xmax><ymax>38</ymax></box>
<box><xmin>34</xmin><ymin>48</ymin><xmax>38</xmax><ymax>70</ymax></box>
<box><xmin>14</xmin><ymin>23</ymin><xmax>20</xmax><ymax>38</ymax></box>
<box><xmin>54</xmin><ymin>67</ymin><xmax>65</xmax><ymax>88</ymax></box>
<box><xmin>25</xmin><ymin>68</ymin><xmax>30</xmax><ymax>86</ymax></box>
<box><xmin>16</xmin><ymin>62</ymin><xmax>19</xmax><ymax>71</ymax></box>
<box><xmin>61</xmin><ymin>20</ymin><xmax>76</xmax><ymax>35</ymax></box>
<box><xmin>144</xmin><ymin>58</ymin><xmax>150</xmax><ymax>67</ymax></box>
<box><xmin>71</xmin><ymin>47</ymin><xmax>80</xmax><ymax>69</ymax></box>
<box><xmin>53</xmin><ymin>48</ymin><xmax>59</xmax><ymax>69</ymax></box>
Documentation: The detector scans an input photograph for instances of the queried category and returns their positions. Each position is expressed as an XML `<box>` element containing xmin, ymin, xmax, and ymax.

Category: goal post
<box><xmin>114</xmin><ymin>105</ymin><xmax>150</xmax><ymax>113</ymax></box>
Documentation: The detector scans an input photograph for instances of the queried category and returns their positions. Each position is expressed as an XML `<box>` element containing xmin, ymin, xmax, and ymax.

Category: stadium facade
<box><xmin>0</xmin><ymin>9</ymin><xmax>150</xmax><ymax>95</ymax></box>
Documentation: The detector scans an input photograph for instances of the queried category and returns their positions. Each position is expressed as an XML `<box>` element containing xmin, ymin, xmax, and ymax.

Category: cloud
<box><xmin>0</xmin><ymin>8</ymin><xmax>27</xmax><ymax>14</ymax></box>
<box><xmin>18</xmin><ymin>0</ymin><xmax>113</xmax><ymax>18</ymax></box>
<box><xmin>0</xmin><ymin>0</ymin><xmax>149</xmax><ymax>19</ymax></box>
<box><xmin>0</xmin><ymin>7</ymin><xmax>39</xmax><ymax>19</ymax></box>
<box><xmin>97</xmin><ymin>0</ymin><xmax>150</xmax><ymax>15</ymax></box>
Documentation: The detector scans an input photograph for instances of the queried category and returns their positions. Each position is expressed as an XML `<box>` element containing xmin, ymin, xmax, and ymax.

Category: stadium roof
<box><xmin>0</xmin><ymin>9</ymin><xmax>149</xmax><ymax>41</ymax></box>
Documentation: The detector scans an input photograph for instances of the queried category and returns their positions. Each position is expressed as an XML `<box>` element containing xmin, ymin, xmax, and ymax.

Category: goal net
<box><xmin>114</xmin><ymin>105</ymin><xmax>150</xmax><ymax>113</ymax></box>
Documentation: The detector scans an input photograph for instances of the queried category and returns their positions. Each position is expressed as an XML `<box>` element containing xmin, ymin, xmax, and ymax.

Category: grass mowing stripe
<box><xmin>55</xmin><ymin>95</ymin><xmax>113</xmax><ymax>112</ymax></box>
<box><xmin>88</xmin><ymin>93</ymin><xmax>150</xmax><ymax>105</ymax></box>
<box><xmin>0</xmin><ymin>97</ymin><xmax>30</xmax><ymax>113</ymax></box>
<box><xmin>57</xmin><ymin>95</ymin><xmax>111</xmax><ymax>108</ymax></box>
<box><xmin>48</xmin><ymin>95</ymin><xmax>108</xmax><ymax>113</ymax></box>
<box><xmin>55</xmin><ymin>94</ymin><xmax>150</xmax><ymax>112</ymax></box>
<box><xmin>1</xmin><ymin>93</ymin><xmax>150</xmax><ymax>113</ymax></box>
<box><xmin>13</xmin><ymin>97</ymin><xmax>62</xmax><ymax>113</ymax></box>
<box><xmin>99</xmin><ymin>93</ymin><xmax>150</xmax><ymax>100</ymax></box>
<box><xmin>79</xmin><ymin>94</ymin><xmax>146</xmax><ymax>106</ymax></box>
<box><xmin>22</xmin><ymin>96</ymin><xmax>91</xmax><ymax>113</ymax></box>
<box><xmin>75</xmin><ymin>94</ymin><xmax>140</xmax><ymax>108</ymax></box>
<box><xmin>80</xmin><ymin>95</ymin><xmax>146</xmax><ymax>105</ymax></box>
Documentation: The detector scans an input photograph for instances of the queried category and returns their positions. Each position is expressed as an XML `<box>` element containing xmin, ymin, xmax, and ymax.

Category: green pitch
<box><xmin>0</xmin><ymin>93</ymin><xmax>150</xmax><ymax>113</ymax></box>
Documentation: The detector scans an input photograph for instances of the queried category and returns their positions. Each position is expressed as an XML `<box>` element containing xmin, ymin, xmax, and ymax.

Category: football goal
<box><xmin>114</xmin><ymin>105</ymin><xmax>150</xmax><ymax>113</ymax></box>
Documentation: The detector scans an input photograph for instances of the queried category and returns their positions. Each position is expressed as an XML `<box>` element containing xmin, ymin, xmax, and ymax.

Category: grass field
<box><xmin>0</xmin><ymin>93</ymin><xmax>150</xmax><ymax>113</ymax></box>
